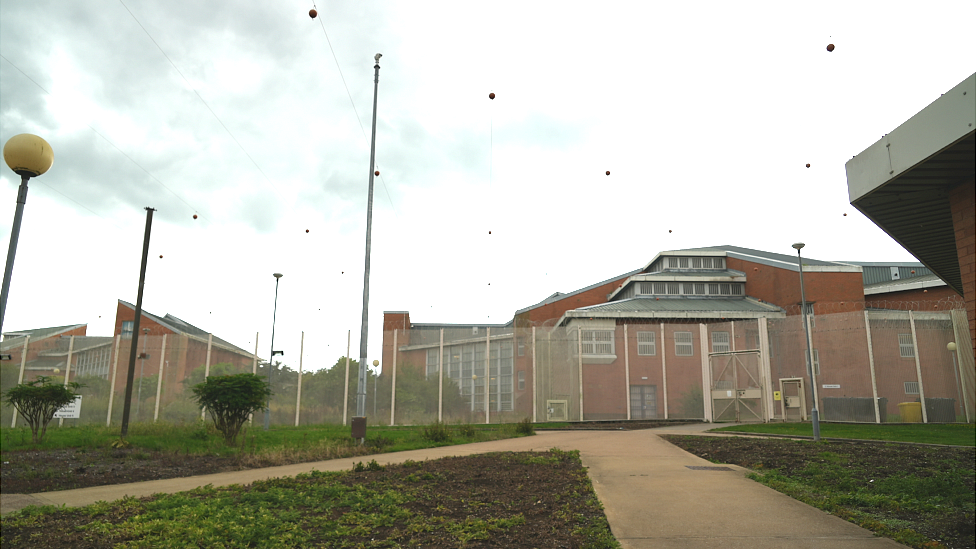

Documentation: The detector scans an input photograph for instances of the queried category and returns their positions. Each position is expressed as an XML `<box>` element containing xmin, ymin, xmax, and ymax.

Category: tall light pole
<box><xmin>357</xmin><ymin>53</ymin><xmax>383</xmax><ymax>419</ymax></box>
<box><xmin>793</xmin><ymin>242</ymin><xmax>820</xmax><ymax>441</ymax></box>
<box><xmin>120</xmin><ymin>207</ymin><xmax>156</xmax><ymax>438</ymax></box>
<box><xmin>264</xmin><ymin>272</ymin><xmax>284</xmax><ymax>430</ymax></box>
<box><xmin>1</xmin><ymin>134</ymin><xmax>54</xmax><ymax>335</ymax></box>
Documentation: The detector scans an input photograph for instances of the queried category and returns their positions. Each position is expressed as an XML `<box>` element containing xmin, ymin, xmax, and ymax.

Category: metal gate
<box><xmin>630</xmin><ymin>385</ymin><xmax>657</xmax><ymax>419</ymax></box>
<box><xmin>709</xmin><ymin>351</ymin><xmax>765</xmax><ymax>422</ymax></box>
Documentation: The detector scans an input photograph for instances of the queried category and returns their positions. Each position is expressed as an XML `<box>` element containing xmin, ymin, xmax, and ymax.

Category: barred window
<box><xmin>904</xmin><ymin>381</ymin><xmax>919</xmax><ymax>395</ymax></box>
<box><xmin>898</xmin><ymin>334</ymin><xmax>915</xmax><ymax>358</ymax></box>
<box><xmin>518</xmin><ymin>371</ymin><xmax>525</xmax><ymax>391</ymax></box>
<box><xmin>582</xmin><ymin>330</ymin><xmax>614</xmax><ymax>355</ymax></box>
<box><xmin>122</xmin><ymin>321</ymin><xmax>133</xmax><ymax>339</ymax></box>
<box><xmin>674</xmin><ymin>332</ymin><xmax>694</xmax><ymax>356</ymax></box>
<box><xmin>805</xmin><ymin>349</ymin><xmax>820</xmax><ymax>376</ymax></box>
<box><xmin>637</xmin><ymin>331</ymin><xmax>656</xmax><ymax>356</ymax></box>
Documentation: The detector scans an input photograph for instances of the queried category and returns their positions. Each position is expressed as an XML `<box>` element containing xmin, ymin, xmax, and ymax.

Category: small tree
<box><xmin>191</xmin><ymin>373</ymin><xmax>271</xmax><ymax>444</ymax></box>
<box><xmin>2</xmin><ymin>376</ymin><xmax>83</xmax><ymax>444</ymax></box>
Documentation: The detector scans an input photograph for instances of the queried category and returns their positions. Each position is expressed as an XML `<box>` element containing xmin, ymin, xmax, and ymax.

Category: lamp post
<box><xmin>357</xmin><ymin>53</ymin><xmax>383</xmax><ymax>419</ymax></box>
<box><xmin>1</xmin><ymin>134</ymin><xmax>54</xmax><ymax>335</ymax></box>
<box><xmin>264</xmin><ymin>273</ymin><xmax>284</xmax><ymax>431</ymax></box>
<box><xmin>793</xmin><ymin>242</ymin><xmax>820</xmax><ymax>441</ymax></box>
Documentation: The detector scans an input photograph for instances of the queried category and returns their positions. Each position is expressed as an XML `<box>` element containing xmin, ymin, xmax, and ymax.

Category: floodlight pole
<box><xmin>357</xmin><ymin>53</ymin><xmax>382</xmax><ymax>418</ymax></box>
<box><xmin>121</xmin><ymin>207</ymin><xmax>155</xmax><ymax>438</ymax></box>
<box><xmin>793</xmin><ymin>242</ymin><xmax>820</xmax><ymax>442</ymax></box>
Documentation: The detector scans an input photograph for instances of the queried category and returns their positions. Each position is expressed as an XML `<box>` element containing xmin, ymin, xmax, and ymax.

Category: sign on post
<box><xmin>53</xmin><ymin>396</ymin><xmax>83</xmax><ymax>419</ymax></box>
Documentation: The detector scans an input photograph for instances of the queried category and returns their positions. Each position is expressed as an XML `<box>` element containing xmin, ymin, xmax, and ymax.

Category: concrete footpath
<box><xmin>1</xmin><ymin>424</ymin><xmax>905</xmax><ymax>548</ymax></box>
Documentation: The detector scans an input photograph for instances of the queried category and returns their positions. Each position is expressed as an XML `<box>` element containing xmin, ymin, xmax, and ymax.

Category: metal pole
<box><xmin>357</xmin><ymin>53</ymin><xmax>382</xmax><ymax>418</ymax></box>
<box><xmin>121</xmin><ymin>207</ymin><xmax>155</xmax><ymax>438</ymax></box>
<box><xmin>0</xmin><ymin>175</ymin><xmax>31</xmax><ymax>336</ymax></box>
<box><xmin>795</xmin><ymin>244</ymin><xmax>820</xmax><ymax>441</ymax></box>
<box><xmin>264</xmin><ymin>274</ymin><xmax>282</xmax><ymax>430</ymax></box>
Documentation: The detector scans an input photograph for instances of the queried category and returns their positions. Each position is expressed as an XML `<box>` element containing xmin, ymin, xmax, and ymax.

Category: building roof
<box><xmin>557</xmin><ymin>296</ymin><xmax>785</xmax><ymax>325</ymax></box>
<box><xmin>642</xmin><ymin>245</ymin><xmax>860</xmax><ymax>273</ymax></box>
<box><xmin>514</xmin><ymin>269</ymin><xmax>642</xmax><ymax>316</ymax></box>
<box><xmin>38</xmin><ymin>336</ymin><xmax>116</xmax><ymax>355</ymax></box>
<box><xmin>118</xmin><ymin>300</ymin><xmax>255</xmax><ymax>358</ymax></box>
<box><xmin>846</xmin><ymin>73</ymin><xmax>975</xmax><ymax>296</ymax></box>
<box><xmin>1</xmin><ymin>324</ymin><xmax>86</xmax><ymax>350</ymax></box>
<box><xmin>863</xmin><ymin>273</ymin><xmax>948</xmax><ymax>295</ymax></box>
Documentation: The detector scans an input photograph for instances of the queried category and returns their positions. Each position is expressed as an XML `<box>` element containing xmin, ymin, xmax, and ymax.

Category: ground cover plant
<box><xmin>663</xmin><ymin>435</ymin><xmax>975</xmax><ymax>549</ymax></box>
<box><xmin>710</xmin><ymin>421</ymin><xmax>976</xmax><ymax>447</ymax></box>
<box><xmin>0</xmin><ymin>420</ymin><xmax>533</xmax><ymax>494</ymax></box>
<box><xmin>0</xmin><ymin>449</ymin><xmax>620</xmax><ymax>549</ymax></box>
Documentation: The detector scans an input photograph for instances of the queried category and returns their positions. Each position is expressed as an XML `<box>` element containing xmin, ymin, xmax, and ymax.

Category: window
<box><xmin>582</xmin><ymin>330</ymin><xmax>614</xmax><ymax>355</ymax></box>
<box><xmin>674</xmin><ymin>332</ymin><xmax>693</xmax><ymax>356</ymax></box>
<box><xmin>518</xmin><ymin>371</ymin><xmax>525</xmax><ymax>391</ymax></box>
<box><xmin>122</xmin><ymin>321</ymin><xmax>133</xmax><ymax>339</ymax></box>
<box><xmin>904</xmin><ymin>381</ymin><xmax>919</xmax><ymax>395</ymax></box>
<box><xmin>518</xmin><ymin>339</ymin><xmax>525</xmax><ymax>356</ymax></box>
<box><xmin>637</xmin><ymin>331</ymin><xmax>656</xmax><ymax>356</ymax></box>
<box><xmin>804</xmin><ymin>349</ymin><xmax>820</xmax><ymax>376</ymax></box>
<box><xmin>701</xmin><ymin>257</ymin><xmax>712</xmax><ymax>269</ymax></box>
<box><xmin>668</xmin><ymin>257</ymin><xmax>679</xmax><ymax>268</ymax></box>
<box><xmin>427</xmin><ymin>348</ymin><xmax>439</xmax><ymax>377</ymax></box>
<box><xmin>711</xmin><ymin>332</ymin><xmax>730</xmax><ymax>353</ymax></box>
<box><xmin>898</xmin><ymin>334</ymin><xmax>915</xmax><ymax>358</ymax></box>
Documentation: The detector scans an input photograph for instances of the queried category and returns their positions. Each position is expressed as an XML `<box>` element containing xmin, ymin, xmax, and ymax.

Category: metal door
<box><xmin>778</xmin><ymin>378</ymin><xmax>806</xmax><ymax>421</ymax></box>
<box><xmin>630</xmin><ymin>385</ymin><xmax>657</xmax><ymax>419</ymax></box>
<box><xmin>710</xmin><ymin>351</ymin><xmax>765</xmax><ymax>422</ymax></box>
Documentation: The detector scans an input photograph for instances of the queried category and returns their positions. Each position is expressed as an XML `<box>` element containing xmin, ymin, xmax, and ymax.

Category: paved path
<box><xmin>1</xmin><ymin>425</ymin><xmax>905</xmax><ymax>548</ymax></box>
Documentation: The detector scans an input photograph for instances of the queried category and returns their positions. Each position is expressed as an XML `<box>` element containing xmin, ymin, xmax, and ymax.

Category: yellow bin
<box><xmin>898</xmin><ymin>402</ymin><xmax>922</xmax><ymax>423</ymax></box>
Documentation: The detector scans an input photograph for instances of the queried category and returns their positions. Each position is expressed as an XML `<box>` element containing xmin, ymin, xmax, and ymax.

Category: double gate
<box><xmin>709</xmin><ymin>351</ymin><xmax>766</xmax><ymax>422</ymax></box>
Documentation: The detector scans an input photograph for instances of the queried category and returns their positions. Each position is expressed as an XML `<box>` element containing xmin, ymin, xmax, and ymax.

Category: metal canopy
<box><xmin>847</xmin><ymin>73</ymin><xmax>976</xmax><ymax>297</ymax></box>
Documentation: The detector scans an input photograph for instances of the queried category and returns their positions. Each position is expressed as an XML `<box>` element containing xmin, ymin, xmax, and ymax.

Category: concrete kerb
<box><xmin>1</xmin><ymin>426</ymin><xmax>908</xmax><ymax>548</ymax></box>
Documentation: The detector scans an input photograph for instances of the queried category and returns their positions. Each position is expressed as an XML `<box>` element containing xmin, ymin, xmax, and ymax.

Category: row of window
<box><xmin>426</xmin><ymin>342</ymin><xmax>515</xmax><ymax>411</ymax></box>
<box><xmin>637</xmin><ymin>281</ymin><xmax>744</xmax><ymax>297</ymax></box>
<box><xmin>649</xmin><ymin>256</ymin><xmax>728</xmax><ymax>271</ymax></box>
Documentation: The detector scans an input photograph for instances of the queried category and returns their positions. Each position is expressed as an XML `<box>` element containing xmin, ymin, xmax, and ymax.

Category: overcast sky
<box><xmin>1</xmin><ymin>0</ymin><xmax>973</xmax><ymax>374</ymax></box>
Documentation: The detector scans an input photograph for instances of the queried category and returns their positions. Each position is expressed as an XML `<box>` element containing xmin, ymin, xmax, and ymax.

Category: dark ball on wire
<box><xmin>193</xmin><ymin>214</ymin><xmax>198</xmax><ymax>219</ymax></box>
<box><xmin>375</xmin><ymin>170</ymin><xmax>380</xmax><ymax>176</ymax></box>
<box><xmin>309</xmin><ymin>9</ymin><xmax>317</xmax><ymax>19</ymax></box>
<box><xmin>606</xmin><ymin>171</ymin><xmax>610</xmax><ymax>176</ymax></box>
<box><xmin>489</xmin><ymin>92</ymin><xmax>495</xmax><ymax>100</ymax></box>
<box><xmin>826</xmin><ymin>43</ymin><xmax>835</xmax><ymax>52</ymax></box>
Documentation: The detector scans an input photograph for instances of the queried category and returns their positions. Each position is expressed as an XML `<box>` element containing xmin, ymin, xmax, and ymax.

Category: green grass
<box><xmin>0</xmin><ymin>420</ymin><xmax>531</xmax><ymax>461</ymax></box>
<box><xmin>709</xmin><ymin>422</ymin><xmax>975</xmax><ymax>446</ymax></box>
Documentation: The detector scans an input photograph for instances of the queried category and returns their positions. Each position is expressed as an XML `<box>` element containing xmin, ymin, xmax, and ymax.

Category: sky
<box><xmin>1</xmin><ymin>0</ymin><xmax>974</xmax><ymax>375</ymax></box>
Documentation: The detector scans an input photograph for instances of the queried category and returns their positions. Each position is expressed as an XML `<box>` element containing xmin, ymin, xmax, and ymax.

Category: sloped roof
<box><xmin>1</xmin><ymin>324</ymin><xmax>86</xmax><ymax>350</ymax></box>
<box><xmin>557</xmin><ymin>296</ymin><xmax>784</xmax><ymax>325</ymax></box>
<box><xmin>118</xmin><ymin>300</ymin><xmax>253</xmax><ymax>357</ymax></box>
<box><xmin>514</xmin><ymin>270</ymin><xmax>641</xmax><ymax>316</ymax></box>
<box><xmin>863</xmin><ymin>273</ymin><xmax>947</xmax><ymax>295</ymax></box>
<box><xmin>644</xmin><ymin>245</ymin><xmax>853</xmax><ymax>272</ymax></box>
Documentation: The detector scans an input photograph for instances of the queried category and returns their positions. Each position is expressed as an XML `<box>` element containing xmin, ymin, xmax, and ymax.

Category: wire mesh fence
<box><xmin>1</xmin><ymin>306</ymin><xmax>973</xmax><ymax>429</ymax></box>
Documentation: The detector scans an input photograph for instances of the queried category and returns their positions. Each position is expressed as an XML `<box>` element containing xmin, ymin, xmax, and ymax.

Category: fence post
<box><xmin>249</xmin><ymin>332</ymin><xmax>258</xmax><ymax>425</ymax></box>
<box><xmin>106</xmin><ymin>335</ymin><xmax>120</xmax><ymax>427</ymax></box>
<box><xmin>201</xmin><ymin>334</ymin><xmax>213</xmax><ymax>421</ymax></box>
<box><xmin>485</xmin><ymin>327</ymin><xmax>491</xmax><ymax>424</ymax></box>
<box><xmin>531</xmin><ymin>327</ymin><xmax>537</xmax><ymax>423</ymax></box>
<box><xmin>758</xmin><ymin>318</ymin><xmax>773</xmax><ymax>421</ymax></box>
<box><xmin>577</xmin><ymin>326</ymin><xmax>583</xmax><ymax>422</ymax></box>
<box><xmin>438</xmin><ymin>328</ymin><xmax>444</xmax><ymax>423</ymax></box>
<box><xmin>699</xmin><ymin>324</ymin><xmax>712</xmax><ymax>422</ymax></box>
<box><xmin>624</xmin><ymin>324</ymin><xmax>631</xmax><ymax>420</ymax></box>
<box><xmin>295</xmin><ymin>331</ymin><xmax>304</xmax><ymax>426</ymax></box>
<box><xmin>343</xmin><ymin>330</ymin><xmax>350</xmax><ymax>426</ymax></box>
<box><xmin>863</xmin><ymin>311</ymin><xmax>881</xmax><ymax>424</ymax></box>
<box><xmin>59</xmin><ymin>336</ymin><xmax>75</xmax><ymax>427</ymax></box>
<box><xmin>909</xmin><ymin>311</ymin><xmax>928</xmax><ymax>423</ymax></box>
<box><xmin>10</xmin><ymin>335</ymin><xmax>30</xmax><ymax>428</ymax></box>
<box><xmin>154</xmin><ymin>334</ymin><xmax>167</xmax><ymax>422</ymax></box>
<box><xmin>390</xmin><ymin>329</ymin><xmax>397</xmax><ymax>426</ymax></box>
<box><xmin>661</xmin><ymin>323</ymin><xmax>668</xmax><ymax>420</ymax></box>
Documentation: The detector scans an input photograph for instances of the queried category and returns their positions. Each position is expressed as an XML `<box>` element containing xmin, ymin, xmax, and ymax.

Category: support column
<box><xmin>153</xmin><ymin>334</ymin><xmax>167</xmax><ymax>422</ymax></box>
<box><xmin>863</xmin><ymin>312</ymin><xmax>881</xmax><ymax>424</ymax></box>
<box><xmin>106</xmin><ymin>335</ymin><xmax>120</xmax><ymax>427</ymax></box>
<box><xmin>11</xmin><ymin>335</ymin><xmax>30</xmax><ymax>428</ymax></box>
<box><xmin>909</xmin><ymin>311</ymin><xmax>928</xmax><ymax>423</ymax></box>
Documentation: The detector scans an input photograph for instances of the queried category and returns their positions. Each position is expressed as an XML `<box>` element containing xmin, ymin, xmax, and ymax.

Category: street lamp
<box><xmin>1</xmin><ymin>134</ymin><xmax>54</xmax><ymax>335</ymax></box>
<box><xmin>357</xmin><ymin>53</ymin><xmax>383</xmax><ymax>419</ymax></box>
<box><xmin>793</xmin><ymin>242</ymin><xmax>820</xmax><ymax>441</ymax></box>
<box><xmin>264</xmin><ymin>272</ymin><xmax>284</xmax><ymax>431</ymax></box>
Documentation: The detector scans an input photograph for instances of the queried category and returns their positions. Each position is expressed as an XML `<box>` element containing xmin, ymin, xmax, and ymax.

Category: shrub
<box><xmin>2</xmin><ymin>376</ymin><xmax>83</xmax><ymax>444</ymax></box>
<box><xmin>515</xmin><ymin>417</ymin><xmax>535</xmax><ymax>435</ymax></box>
<box><xmin>191</xmin><ymin>373</ymin><xmax>271</xmax><ymax>445</ymax></box>
<box><xmin>422</xmin><ymin>421</ymin><xmax>452</xmax><ymax>442</ymax></box>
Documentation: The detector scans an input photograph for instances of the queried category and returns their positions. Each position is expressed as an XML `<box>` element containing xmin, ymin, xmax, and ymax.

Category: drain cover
<box><xmin>685</xmin><ymin>466</ymin><xmax>733</xmax><ymax>471</ymax></box>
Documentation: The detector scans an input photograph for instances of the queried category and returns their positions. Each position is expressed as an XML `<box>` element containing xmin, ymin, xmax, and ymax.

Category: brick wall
<box><xmin>949</xmin><ymin>179</ymin><xmax>975</xmax><ymax>359</ymax></box>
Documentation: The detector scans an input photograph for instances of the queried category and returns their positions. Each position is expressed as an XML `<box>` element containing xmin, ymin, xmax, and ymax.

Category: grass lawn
<box><xmin>709</xmin><ymin>421</ymin><xmax>976</xmax><ymax>446</ymax></box>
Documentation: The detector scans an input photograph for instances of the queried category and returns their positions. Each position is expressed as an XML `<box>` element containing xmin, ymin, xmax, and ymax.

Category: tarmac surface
<box><xmin>1</xmin><ymin>423</ymin><xmax>907</xmax><ymax>548</ymax></box>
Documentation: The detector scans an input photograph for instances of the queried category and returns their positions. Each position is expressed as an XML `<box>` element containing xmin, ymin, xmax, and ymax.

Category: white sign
<box><xmin>53</xmin><ymin>395</ymin><xmax>82</xmax><ymax>419</ymax></box>
<box><xmin>822</xmin><ymin>384</ymin><xmax>841</xmax><ymax>389</ymax></box>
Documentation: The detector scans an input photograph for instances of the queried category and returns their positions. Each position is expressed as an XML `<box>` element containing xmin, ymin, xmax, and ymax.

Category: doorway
<box><xmin>630</xmin><ymin>385</ymin><xmax>658</xmax><ymax>419</ymax></box>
